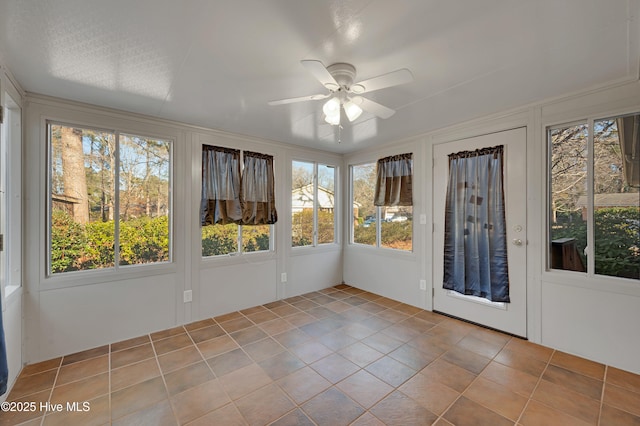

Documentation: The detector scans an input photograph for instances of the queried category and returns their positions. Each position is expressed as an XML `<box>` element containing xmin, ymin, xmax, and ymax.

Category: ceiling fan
<box><xmin>268</xmin><ymin>60</ymin><xmax>413</xmax><ymax>126</ymax></box>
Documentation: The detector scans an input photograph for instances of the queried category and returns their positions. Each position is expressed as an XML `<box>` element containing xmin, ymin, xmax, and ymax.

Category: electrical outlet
<box><xmin>419</xmin><ymin>280</ymin><xmax>427</xmax><ymax>291</ymax></box>
<box><xmin>183</xmin><ymin>290</ymin><xmax>192</xmax><ymax>303</ymax></box>
<box><xmin>281</xmin><ymin>272</ymin><xmax>287</xmax><ymax>283</ymax></box>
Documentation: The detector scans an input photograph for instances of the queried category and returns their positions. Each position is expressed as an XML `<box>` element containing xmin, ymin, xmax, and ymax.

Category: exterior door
<box><xmin>432</xmin><ymin>127</ymin><xmax>527</xmax><ymax>337</ymax></box>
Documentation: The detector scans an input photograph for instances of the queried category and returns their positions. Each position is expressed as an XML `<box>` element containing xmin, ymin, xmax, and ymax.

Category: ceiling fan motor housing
<box><xmin>326</xmin><ymin>63</ymin><xmax>357</xmax><ymax>90</ymax></box>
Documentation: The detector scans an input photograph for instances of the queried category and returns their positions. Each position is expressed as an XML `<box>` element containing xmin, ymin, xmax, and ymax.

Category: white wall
<box><xmin>536</xmin><ymin>81</ymin><xmax>640</xmax><ymax>374</ymax></box>
<box><xmin>343</xmin><ymin>138</ymin><xmax>427</xmax><ymax>308</ymax></box>
<box><xmin>1</xmin><ymin>293</ymin><xmax>21</xmax><ymax>403</ymax></box>
<box><xmin>0</xmin><ymin>65</ymin><xmax>23</xmax><ymax>401</ymax></box>
<box><xmin>23</xmin><ymin>95</ymin><xmax>344</xmax><ymax>363</ymax></box>
<box><xmin>344</xmin><ymin>79</ymin><xmax>640</xmax><ymax>374</ymax></box>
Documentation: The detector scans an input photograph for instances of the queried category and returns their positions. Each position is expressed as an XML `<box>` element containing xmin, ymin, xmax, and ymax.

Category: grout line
<box><xmin>143</xmin><ymin>329</ymin><xmax>181</xmax><ymax>425</ymax></box>
<box><xmin>37</xmin><ymin>354</ymin><xmax>65</xmax><ymax>426</ymax></box>
<box><xmin>430</xmin><ymin>331</ymin><xmax>497</xmax><ymax>424</ymax></box>
<box><xmin>108</xmin><ymin>344</ymin><xmax>111</xmax><ymax>425</ymax></box>
<box><xmin>514</xmin><ymin>348</ymin><xmax>554</xmax><ymax>425</ymax></box>
<box><xmin>181</xmin><ymin>321</ymin><xmax>243</xmax><ymax>426</ymax></box>
<box><xmin>598</xmin><ymin>365</ymin><xmax>607</xmax><ymax>426</ymax></box>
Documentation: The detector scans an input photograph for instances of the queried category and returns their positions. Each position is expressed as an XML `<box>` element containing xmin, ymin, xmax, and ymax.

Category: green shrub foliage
<box><xmin>50</xmin><ymin>210</ymin><xmax>89</xmax><ymax>272</ymax></box>
<box><xmin>551</xmin><ymin>207</ymin><xmax>639</xmax><ymax>279</ymax></box>
<box><xmin>292</xmin><ymin>210</ymin><xmax>334</xmax><ymax>246</ymax></box>
<box><xmin>50</xmin><ymin>209</ymin><xmax>170</xmax><ymax>273</ymax></box>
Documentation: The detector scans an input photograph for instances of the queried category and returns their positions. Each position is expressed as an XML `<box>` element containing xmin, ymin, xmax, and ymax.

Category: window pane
<box><xmin>49</xmin><ymin>124</ymin><xmax>116</xmax><ymax>273</ymax></box>
<box><xmin>118</xmin><ymin>134</ymin><xmax>171</xmax><ymax>266</ymax></box>
<box><xmin>318</xmin><ymin>164</ymin><xmax>335</xmax><ymax>244</ymax></box>
<box><xmin>549</xmin><ymin>124</ymin><xmax>588</xmax><ymax>272</ymax></box>
<box><xmin>593</xmin><ymin>116</ymin><xmax>640</xmax><ymax>279</ymax></box>
<box><xmin>292</xmin><ymin>161</ymin><xmax>314</xmax><ymax>247</ymax></box>
<box><xmin>202</xmin><ymin>223</ymin><xmax>238</xmax><ymax>256</ymax></box>
<box><xmin>243</xmin><ymin>225</ymin><xmax>270</xmax><ymax>252</ymax></box>
<box><xmin>352</xmin><ymin>163</ymin><xmax>376</xmax><ymax>246</ymax></box>
<box><xmin>381</xmin><ymin>206</ymin><xmax>413</xmax><ymax>250</ymax></box>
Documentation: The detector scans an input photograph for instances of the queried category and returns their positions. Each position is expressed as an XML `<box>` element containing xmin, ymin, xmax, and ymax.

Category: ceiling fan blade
<box><xmin>352</xmin><ymin>69</ymin><xmax>413</xmax><ymax>94</ymax></box>
<box><xmin>268</xmin><ymin>93</ymin><xmax>329</xmax><ymax>106</ymax></box>
<box><xmin>351</xmin><ymin>96</ymin><xmax>396</xmax><ymax>119</ymax></box>
<box><xmin>301</xmin><ymin>60</ymin><xmax>340</xmax><ymax>90</ymax></box>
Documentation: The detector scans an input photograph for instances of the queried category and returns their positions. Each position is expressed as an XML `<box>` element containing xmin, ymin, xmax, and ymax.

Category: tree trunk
<box><xmin>145</xmin><ymin>146</ymin><xmax>151</xmax><ymax>216</ymax></box>
<box><xmin>61</xmin><ymin>127</ymin><xmax>89</xmax><ymax>224</ymax></box>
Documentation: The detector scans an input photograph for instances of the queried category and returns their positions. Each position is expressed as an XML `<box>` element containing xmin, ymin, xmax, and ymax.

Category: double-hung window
<box><xmin>48</xmin><ymin>122</ymin><xmax>172</xmax><ymax>275</ymax></box>
<box><xmin>291</xmin><ymin>160</ymin><xmax>337</xmax><ymax>247</ymax></box>
<box><xmin>548</xmin><ymin>112</ymin><xmax>640</xmax><ymax>280</ymax></box>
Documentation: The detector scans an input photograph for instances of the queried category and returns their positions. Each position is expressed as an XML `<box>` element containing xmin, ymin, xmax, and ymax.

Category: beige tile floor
<box><xmin>1</xmin><ymin>284</ymin><xmax>639</xmax><ymax>425</ymax></box>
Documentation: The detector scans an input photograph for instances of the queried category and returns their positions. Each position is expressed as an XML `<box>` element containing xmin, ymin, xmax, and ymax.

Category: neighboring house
<box><xmin>291</xmin><ymin>184</ymin><xmax>334</xmax><ymax>213</ymax></box>
<box><xmin>576</xmin><ymin>193</ymin><xmax>640</xmax><ymax>220</ymax></box>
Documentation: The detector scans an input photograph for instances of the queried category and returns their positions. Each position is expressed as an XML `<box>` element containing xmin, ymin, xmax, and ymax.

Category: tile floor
<box><xmin>2</xmin><ymin>284</ymin><xmax>640</xmax><ymax>426</ymax></box>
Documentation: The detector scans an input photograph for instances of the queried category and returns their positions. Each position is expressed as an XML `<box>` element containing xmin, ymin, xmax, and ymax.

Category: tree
<box><xmin>550</xmin><ymin>119</ymin><xmax>636</xmax><ymax>222</ymax></box>
<box><xmin>550</xmin><ymin>124</ymin><xmax>588</xmax><ymax>221</ymax></box>
<box><xmin>352</xmin><ymin>163</ymin><xmax>376</xmax><ymax>219</ymax></box>
<box><xmin>292</xmin><ymin>163</ymin><xmax>313</xmax><ymax>189</ymax></box>
<box><xmin>85</xmin><ymin>131</ymin><xmax>115</xmax><ymax>222</ymax></box>
<box><xmin>60</xmin><ymin>126</ymin><xmax>89</xmax><ymax>224</ymax></box>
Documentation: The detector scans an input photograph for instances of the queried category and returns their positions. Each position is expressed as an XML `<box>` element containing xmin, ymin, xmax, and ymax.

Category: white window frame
<box><xmin>291</xmin><ymin>159</ymin><xmax>338</xmax><ymax>249</ymax></box>
<box><xmin>46</xmin><ymin>120</ymin><xmax>174</xmax><ymax>276</ymax></box>
<box><xmin>349</xmin><ymin>161</ymin><xmax>414</xmax><ymax>252</ymax></box>
<box><xmin>546</xmin><ymin>113</ymin><xmax>639</xmax><ymax>282</ymax></box>
<box><xmin>201</xmin><ymin>223</ymin><xmax>275</xmax><ymax>258</ymax></box>
<box><xmin>201</xmin><ymin>148</ymin><xmax>275</xmax><ymax>259</ymax></box>
<box><xmin>1</xmin><ymin>87</ymin><xmax>22</xmax><ymax>299</ymax></box>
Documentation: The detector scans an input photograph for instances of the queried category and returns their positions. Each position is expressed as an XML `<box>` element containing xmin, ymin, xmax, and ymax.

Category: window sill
<box><xmin>200</xmin><ymin>251</ymin><xmax>277</xmax><ymax>268</ymax></box>
<box><xmin>290</xmin><ymin>243</ymin><xmax>341</xmax><ymax>256</ymax></box>
<box><xmin>345</xmin><ymin>242</ymin><xmax>415</xmax><ymax>260</ymax></box>
<box><xmin>41</xmin><ymin>262</ymin><xmax>177</xmax><ymax>291</ymax></box>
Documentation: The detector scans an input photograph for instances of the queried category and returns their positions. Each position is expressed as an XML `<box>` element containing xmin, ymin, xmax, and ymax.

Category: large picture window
<box><xmin>48</xmin><ymin>122</ymin><xmax>172</xmax><ymax>275</ymax></box>
<box><xmin>548</xmin><ymin>113</ymin><xmax>639</xmax><ymax>280</ymax></box>
<box><xmin>291</xmin><ymin>160</ymin><xmax>336</xmax><ymax>247</ymax></box>
<box><xmin>350</xmin><ymin>159</ymin><xmax>413</xmax><ymax>251</ymax></box>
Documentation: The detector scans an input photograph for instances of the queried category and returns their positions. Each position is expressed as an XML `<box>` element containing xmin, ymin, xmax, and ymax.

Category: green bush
<box><xmin>50</xmin><ymin>210</ymin><xmax>171</xmax><ymax>273</ymax></box>
<box><xmin>381</xmin><ymin>221</ymin><xmax>413</xmax><ymax>250</ymax></box>
<box><xmin>83</xmin><ymin>220</ymin><xmax>115</xmax><ymax>269</ymax></box>
<box><xmin>353</xmin><ymin>224</ymin><xmax>376</xmax><ymax>245</ymax></box>
<box><xmin>353</xmin><ymin>219</ymin><xmax>413</xmax><ymax>250</ymax></box>
<box><xmin>242</xmin><ymin>225</ymin><xmax>271</xmax><ymax>252</ymax></box>
<box><xmin>593</xmin><ymin>207</ymin><xmax>639</xmax><ymax>278</ymax></box>
<box><xmin>292</xmin><ymin>210</ymin><xmax>334</xmax><ymax>246</ymax></box>
<box><xmin>50</xmin><ymin>210</ymin><xmax>88</xmax><ymax>273</ymax></box>
<box><xmin>552</xmin><ymin>207</ymin><xmax>639</xmax><ymax>279</ymax></box>
<box><xmin>202</xmin><ymin>224</ymin><xmax>238</xmax><ymax>256</ymax></box>
<box><xmin>118</xmin><ymin>216</ymin><xmax>169</xmax><ymax>265</ymax></box>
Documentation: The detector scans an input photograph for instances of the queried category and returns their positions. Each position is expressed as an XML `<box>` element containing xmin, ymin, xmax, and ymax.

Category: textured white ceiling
<box><xmin>1</xmin><ymin>0</ymin><xmax>638</xmax><ymax>153</ymax></box>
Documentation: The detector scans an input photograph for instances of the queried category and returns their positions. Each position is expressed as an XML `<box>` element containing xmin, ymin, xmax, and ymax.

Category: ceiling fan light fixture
<box><xmin>343</xmin><ymin>100</ymin><xmax>363</xmax><ymax>122</ymax></box>
<box><xmin>324</xmin><ymin>110</ymin><xmax>340</xmax><ymax>125</ymax></box>
<box><xmin>270</xmin><ymin>60</ymin><xmax>411</xmax><ymax>129</ymax></box>
<box><xmin>322</xmin><ymin>97</ymin><xmax>341</xmax><ymax>116</ymax></box>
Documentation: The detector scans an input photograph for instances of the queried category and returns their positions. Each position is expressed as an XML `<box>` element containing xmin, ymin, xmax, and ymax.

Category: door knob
<box><xmin>512</xmin><ymin>238</ymin><xmax>523</xmax><ymax>246</ymax></box>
